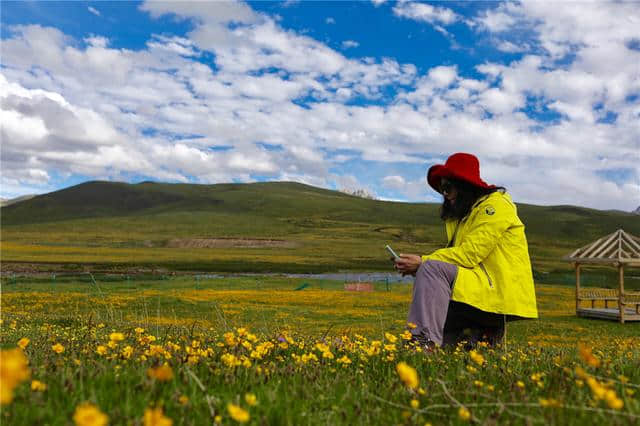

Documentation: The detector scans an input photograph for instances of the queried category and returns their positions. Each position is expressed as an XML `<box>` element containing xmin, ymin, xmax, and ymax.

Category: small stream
<box><xmin>194</xmin><ymin>272</ymin><xmax>415</xmax><ymax>283</ymax></box>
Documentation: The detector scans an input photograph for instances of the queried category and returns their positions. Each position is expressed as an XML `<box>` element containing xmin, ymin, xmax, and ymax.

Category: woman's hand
<box><xmin>394</xmin><ymin>254</ymin><xmax>423</xmax><ymax>276</ymax></box>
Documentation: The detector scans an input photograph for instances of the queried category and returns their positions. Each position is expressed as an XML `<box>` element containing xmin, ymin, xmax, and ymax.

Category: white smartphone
<box><xmin>385</xmin><ymin>245</ymin><xmax>400</xmax><ymax>259</ymax></box>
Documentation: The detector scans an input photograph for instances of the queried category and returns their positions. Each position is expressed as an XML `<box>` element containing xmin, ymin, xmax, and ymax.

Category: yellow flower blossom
<box><xmin>147</xmin><ymin>364</ymin><xmax>174</xmax><ymax>381</ymax></box>
<box><xmin>0</xmin><ymin>348</ymin><xmax>31</xmax><ymax>404</ymax></box>
<box><xmin>384</xmin><ymin>332</ymin><xmax>397</xmax><ymax>343</ymax></box>
<box><xmin>539</xmin><ymin>398</ymin><xmax>562</xmax><ymax>408</ymax></box>
<box><xmin>337</xmin><ymin>355</ymin><xmax>352</xmax><ymax>365</ymax></box>
<box><xmin>396</xmin><ymin>362</ymin><xmax>418</xmax><ymax>390</ymax></box>
<box><xmin>410</xmin><ymin>399</ymin><xmax>419</xmax><ymax>409</ymax></box>
<box><xmin>31</xmin><ymin>380</ymin><xmax>47</xmax><ymax>392</ymax></box>
<box><xmin>458</xmin><ymin>406</ymin><xmax>471</xmax><ymax>421</ymax></box>
<box><xmin>143</xmin><ymin>406</ymin><xmax>172</xmax><ymax>426</ymax></box>
<box><xmin>227</xmin><ymin>403</ymin><xmax>250</xmax><ymax>423</ymax></box>
<box><xmin>245</xmin><ymin>393</ymin><xmax>257</xmax><ymax>406</ymax></box>
<box><xmin>109</xmin><ymin>333</ymin><xmax>125</xmax><ymax>342</ymax></box>
<box><xmin>96</xmin><ymin>346</ymin><xmax>108</xmax><ymax>356</ymax></box>
<box><xmin>122</xmin><ymin>346</ymin><xmax>134</xmax><ymax>359</ymax></box>
<box><xmin>469</xmin><ymin>350</ymin><xmax>484</xmax><ymax>366</ymax></box>
<box><xmin>17</xmin><ymin>338</ymin><xmax>30</xmax><ymax>350</ymax></box>
<box><xmin>578</xmin><ymin>343</ymin><xmax>600</xmax><ymax>368</ymax></box>
<box><xmin>73</xmin><ymin>402</ymin><xmax>109</xmax><ymax>426</ymax></box>
<box><xmin>178</xmin><ymin>395</ymin><xmax>189</xmax><ymax>406</ymax></box>
<box><xmin>52</xmin><ymin>343</ymin><xmax>65</xmax><ymax>354</ymax></box>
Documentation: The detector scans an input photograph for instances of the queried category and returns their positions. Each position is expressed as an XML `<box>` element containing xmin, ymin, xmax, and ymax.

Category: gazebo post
<box><xmin>575</xmin><ymin>263</ymin><xmax>581</xmax><ymax>314</ymax></box>
<box><xmin>618</xmin><ymin>263</ymin><xmax>625</xmax><ymax>324</ymax></box>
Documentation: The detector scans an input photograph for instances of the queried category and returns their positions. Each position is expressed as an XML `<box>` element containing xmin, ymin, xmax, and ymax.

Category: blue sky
<box><xmin>1</xmin><ymin>1</ymin><xmax>638</xmax><ymax>210</ymax></box>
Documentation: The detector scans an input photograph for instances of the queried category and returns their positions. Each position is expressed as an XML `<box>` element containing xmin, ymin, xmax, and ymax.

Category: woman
<box><xmin>394</xmin><ymin>152</ymin><xmax>538</xmax><ymax>349</ymax></box>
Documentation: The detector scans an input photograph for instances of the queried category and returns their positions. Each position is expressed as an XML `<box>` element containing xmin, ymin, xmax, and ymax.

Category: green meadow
<box><xmin>1</xmin><ymin>275</ymin><xmax>639</xmax><ymax>425</ymax></box>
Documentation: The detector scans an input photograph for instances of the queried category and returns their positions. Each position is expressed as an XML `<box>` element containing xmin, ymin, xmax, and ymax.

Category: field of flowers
<box><xmin>1</xmin><ymin>275</ymin><xmax>639</xmax><ymax>425</ymax></box>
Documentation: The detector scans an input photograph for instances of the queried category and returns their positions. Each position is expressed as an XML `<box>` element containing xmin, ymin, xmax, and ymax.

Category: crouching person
<box><xmin>394</xmin><ymin>153</ymin><xmax>538</xmax><ymax>349</ymax></box>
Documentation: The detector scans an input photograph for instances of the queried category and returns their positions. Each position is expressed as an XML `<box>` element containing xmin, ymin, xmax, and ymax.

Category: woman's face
<box><xmin>440</xmin><ymin>178</ymin><xmax>458</xmax><ymax>205</ymax></box>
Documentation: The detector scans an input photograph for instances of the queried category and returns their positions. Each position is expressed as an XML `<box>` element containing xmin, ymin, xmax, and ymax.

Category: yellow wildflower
<box><xmin>223</xmin><ymin>332</ymin><xmax>236</xmax><ymax>346</ymax></box>
<box><xmin>109</xmin><ymin>333</ymin><xmax>125</xmax><ymax>342</ymax></box>
<box><xmin>539</xmin><ymin>398</ymin><xmax>562</xmax><ymax>408</ymax></box>
<box><xmin>17</xmin><ymin>338</ymin><xmax>30</xmax><ymax>350</ymax></box>
<box><xmin>245</xmin><ymin>393</ymin><xmax>257</xmax><ymax>406</ymax></box>
<box><xmin>178</xmin><ymin>395</ymin><xmax>189</xmax><ymax>406</ymax></box>
<box><xmin>384</xmin><ymin>332</ymin><xmax>397</xmax><ymax>343</ymax></box>
<box><xmin>143</xmin><ymin>406</ymin><xmax>172</xmax><ymax>426</ymax></box>
<box><xmin>227</xmin><ymin>403</ymin><xmax>250</xmax><ymax>423</ymax></box>
<box><xmin>31</xmin><ymin>380</ymin><xmax>47</xmax><ymax>392</ymax></box>
<box><xmin>96</xmin><ymin>346</ymin><xmax>108</xmax><ymax>356</ymax></box>
<box><xmin>469</xmin><ymin>350</ymin><xmax>484</xmax><ymax>366</ymax></box>
<box><xmin>516</xmin><ymin>381</ymin><xmax>525</xmax><ymax>389</ymax></box>
<box><xmin>0</xmin><ymin>348</ymin><xmax>31</xmax><ymax>404</ymax></box>
<box><xmin>578</xmin><ymin>343</ymin><xmax>600</xmax><ymax>368</ymax></box>
<box><xmin>410</xmin><ymin>399</ymin><xmax>419</xmax><ymax>409</ymax></box>
<box><xmin>407</xmin><ymin>322</ymin><xmax>417</xmax><ymax>329</ymax></box>
<box><xmin>73</xmin><ymin>402</ymin><xmax>109</xmax><ymax>426</ymax></box>
<box><xmin>147</xmin><ymin>364</ymin><xmax>174</xmax><ymax>381</ymax></box>
<box><xmin>135</xmin><ymin>328</ymin><xmax>145</xmax><ymax>334</ymax></box>
<box><xmin>122</xmin><ymin>346</ymin><xmax>134</xmax><ymax>360</ymax></box>
<box><xmin>52</xmin><ymin>343</ymin><xmax>65</xmax><ymax>354</ymax></box>
<box><xmin>458</xmin><ymin>406</ymin><xmax>471</xmax><ymax>421</ymax></box>
<box><xmin>604</xmin><ymin>389</ymin><xmax>623</xmax><ymax>409</ymax></box>
<box><xmin>214</xmin><ymin>415</ymin><xmax>222</xmax><ymax>424</ymax></box>
<box><xmin>337</xmin><ymin>355</ymin><xmax>352</xmax><ymax>365</ymax></box>
<box><xmin>396</xmin><ymin>362</ymin><xmax>419</xmax><ymax>390</ymax></box>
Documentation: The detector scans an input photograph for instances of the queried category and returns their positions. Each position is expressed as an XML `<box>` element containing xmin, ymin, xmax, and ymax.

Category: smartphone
<box><xmin>385</xmin><ymin>245</ymin><xmax>400</xmax><ymax>260</ymax></box>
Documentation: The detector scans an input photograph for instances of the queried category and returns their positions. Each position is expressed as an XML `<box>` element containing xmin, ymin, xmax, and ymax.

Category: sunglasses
<box><xmin>440</xmin><ymin>180</ymin><xmax>454</xmax><ymax>194</ymax></box>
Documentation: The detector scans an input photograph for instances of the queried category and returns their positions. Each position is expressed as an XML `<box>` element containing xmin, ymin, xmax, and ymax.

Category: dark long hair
<box><xmin>440</xmin><ymin>179</ymin><xmax>505</xmax><ymax>221</ymax></box>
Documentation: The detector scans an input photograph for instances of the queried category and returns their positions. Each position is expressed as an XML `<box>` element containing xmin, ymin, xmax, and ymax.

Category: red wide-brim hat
<box><xmin>427</xmin><ymin>152</ymin><xmax>495</xmax><ymax>193</ymax></box>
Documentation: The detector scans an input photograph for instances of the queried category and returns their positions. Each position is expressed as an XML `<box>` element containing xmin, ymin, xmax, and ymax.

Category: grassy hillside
<box><xmin>2</xmin><ymin>181</ymin><xmax>639</xmax><ymax>283</ymax></box>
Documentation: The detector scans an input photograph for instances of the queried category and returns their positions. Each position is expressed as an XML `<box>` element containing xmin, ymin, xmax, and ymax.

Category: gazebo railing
<box><xmin>578</xmin><ymin>288</ymin><xmax>640</xmax><ymax>313</ymax></box>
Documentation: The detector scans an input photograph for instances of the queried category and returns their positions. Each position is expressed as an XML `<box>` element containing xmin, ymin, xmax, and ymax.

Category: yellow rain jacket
<box><xmin>422</xmin><ymin>191</ymin><xmax>538</xmax><ymax>318</ymax></box>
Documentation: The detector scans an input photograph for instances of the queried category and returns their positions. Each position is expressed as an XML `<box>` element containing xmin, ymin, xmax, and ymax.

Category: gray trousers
<box><xmin>407</xmin><ymin>260</ymin><xmax>506</xmax><ymax>347</ymax></box>
<box><xmin>407</xmin><ymin>260</ymin><xmax>458</xmax><ymax>346</ymax></box>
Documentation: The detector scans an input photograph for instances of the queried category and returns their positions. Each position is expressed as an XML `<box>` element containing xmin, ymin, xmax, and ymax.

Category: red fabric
<box><xmin>427</xmin><ymin>152</ymin><xmax>495</xmax><ymax>193</ymax></box>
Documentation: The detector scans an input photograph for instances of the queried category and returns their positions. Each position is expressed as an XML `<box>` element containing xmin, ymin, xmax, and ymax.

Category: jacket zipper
<box><xmin>479</xmin><ymin>262</ymin><xmax>493</xmax><ymax>288</ymax></box>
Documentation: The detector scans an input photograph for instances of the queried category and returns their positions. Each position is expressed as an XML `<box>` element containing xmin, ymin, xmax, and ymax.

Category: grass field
<box><xmin>2</xmin><ymin>182</ymin><xmax>640</xmax><ymax>287</ymax></box>
<box><xmin>1</xmin><ymin>276</ymin><xmax>638</xmax><ymax>425</ymax></box>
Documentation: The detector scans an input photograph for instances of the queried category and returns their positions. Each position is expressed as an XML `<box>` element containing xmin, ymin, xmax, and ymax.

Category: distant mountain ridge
<box><xmin>0</xmin><ymin>194</ymin><xmax>37</xmax><ymax>207</ymax></box>
<box><xmin>2</xmin><ymin>180</ymin><xmax>638</xmax><ymax>235</ymax></box>
<box><xmin>633</xmin><ymin>206</ymin><xmax>640</xmax><ymax>215</ymax></box>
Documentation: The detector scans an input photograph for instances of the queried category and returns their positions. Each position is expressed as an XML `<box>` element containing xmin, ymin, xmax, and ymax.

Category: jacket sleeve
<box><xmin>422</xmin><ymin>199</ymin><xmax>514</xmax><ymax>268</ymax></box>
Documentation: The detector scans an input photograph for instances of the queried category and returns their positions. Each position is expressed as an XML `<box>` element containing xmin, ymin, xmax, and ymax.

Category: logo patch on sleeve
<box><xmin>485</xmin><ymin>205</ymin><xmax>496</xmax><ymax>215</ymax></box>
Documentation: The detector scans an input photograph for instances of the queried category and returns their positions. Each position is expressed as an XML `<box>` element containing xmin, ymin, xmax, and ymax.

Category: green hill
<box><xmin>1</xmin><ymin>181</ymin><xmax>638</xmax><ymax>282</ymax></box>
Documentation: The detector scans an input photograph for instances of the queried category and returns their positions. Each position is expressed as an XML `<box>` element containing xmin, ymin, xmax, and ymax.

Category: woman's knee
<box><xmin>416</xmin><ymin>260</ymin><xmax>457</xmax><ymax>288</ymax></box>
<box><xmin>417</xmin><ymin>260</ymin><xmax>441</xmax><ymax>275</ymax></box>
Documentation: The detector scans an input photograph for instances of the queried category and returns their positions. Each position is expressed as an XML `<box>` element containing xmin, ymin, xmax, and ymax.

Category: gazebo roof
<box><xmin>564</xmin><ymin>229</ymin><xmax>640</xmax><ymax>266</ymax></box>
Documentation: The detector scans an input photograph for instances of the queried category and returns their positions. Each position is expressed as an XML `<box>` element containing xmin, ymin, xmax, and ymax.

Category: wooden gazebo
<box><xmin>564</xmin><ymin>229</ymin><xmax>640</xmax><ymax>323</ymax></box>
